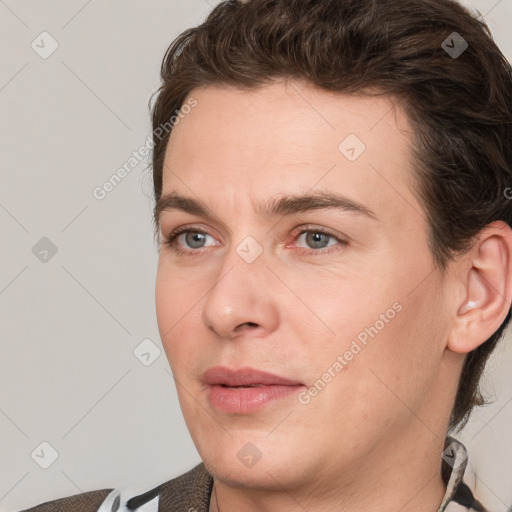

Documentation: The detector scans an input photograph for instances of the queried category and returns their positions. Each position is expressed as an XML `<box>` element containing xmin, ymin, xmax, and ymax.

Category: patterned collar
<box><xmin>97</xmin><ymin>437</ymin><xmax>486</xmax><ymax>512</ymax></box>
<box><xmin>439</xmin><ymin>437</ymin><xmax>486</xmax><ymax>512</ymax></box>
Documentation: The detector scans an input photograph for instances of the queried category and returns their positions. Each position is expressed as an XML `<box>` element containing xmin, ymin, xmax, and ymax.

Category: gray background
<box><xmin>1</xmin><ymin>1</ymin><xmax>511</xmax><ymax>511</ymax></box>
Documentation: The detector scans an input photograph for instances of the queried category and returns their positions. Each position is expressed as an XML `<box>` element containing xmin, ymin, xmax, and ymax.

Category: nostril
<box><xmin>239</xmin><ymin>322</ymin><xmax>258</xmax><ymax>329</ymax></box>
<box><xmin>236</xmin><ymin>322</ymin><xmax>258</xmax><ymax>331</ymax></box>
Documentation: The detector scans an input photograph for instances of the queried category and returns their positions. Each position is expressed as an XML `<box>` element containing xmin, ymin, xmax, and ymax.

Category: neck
<box><xmin>208</xmin><ymin>434</ymin><xmax>448</xmax><ymax>512</ymax></box>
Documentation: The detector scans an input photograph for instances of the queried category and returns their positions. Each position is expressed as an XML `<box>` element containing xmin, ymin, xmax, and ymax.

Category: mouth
<box><xmin>202</xmin><ymin>366</ymin><xmax>305</xmax><ymax>414</ymax></box>
<box><xmin>202</xmin><ymin>366</ymin><xmax>304</xmax><ymax>387</ymax></box>
<box><xmin>218</xmin><ymin>384</ymin><xmax>267</xmax><ymax>387</ymax></box>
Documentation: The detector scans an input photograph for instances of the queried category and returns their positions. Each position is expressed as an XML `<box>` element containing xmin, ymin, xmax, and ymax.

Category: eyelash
<box><xmin>161</xmin><ymin>224</ymin><xmax>348</xmax><ymax>256</ymax></box>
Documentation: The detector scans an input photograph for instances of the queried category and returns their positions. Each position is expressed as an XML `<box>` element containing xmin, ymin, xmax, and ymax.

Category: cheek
<box><xmin>155</xmin><ymin>268</ymin><xmax>196</xmax><ymax>367</ymax></box>
<box><xmin>155</xmin><ymin>270</ymin><xmax>174</xmax><ymax>339</ymax></box>
<box><xmin>351</xmin><ymin>280</ymin><xmax>447</xmax><ymax>413</ymax></box>
<box><xmin>302</xmin><ymin>260</ymin><xmax>445</xmax><ymax>405</ymax></box>
<box><xmin>155</xmin><ymin>261</ymin><xmax>202</xmax><ymax>330</ymax></box>
<box><xmin>155</xmin><ymin>263</ymin><xmax>218</xmax><ymax>391</ymax></box>
<box><xmin>284</xmin><ymin>263</ymin><xmax>398</xmax><ymax>350</ymax></box>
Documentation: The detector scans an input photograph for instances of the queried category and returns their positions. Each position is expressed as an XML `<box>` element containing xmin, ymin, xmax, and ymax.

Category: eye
<box><xmin>162</xmin><ymin>225</ymin><xmax>218</xmax><ymax>255</ymax></box>
<box><xmin>291</xmin><ymin>225</ymin><xmax>348</xmax><ymax>254</ymax></box>
<box><xmin>296</xmin><ymin>231</ymin><xmax>336</xmax><ymax>249</ymax></box>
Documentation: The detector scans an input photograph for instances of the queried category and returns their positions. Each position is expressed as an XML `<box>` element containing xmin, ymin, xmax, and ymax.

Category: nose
<box><xmin>201</xmin><ymin>246</ymin><xmax>279</xmax><ymax>340</ymax></box>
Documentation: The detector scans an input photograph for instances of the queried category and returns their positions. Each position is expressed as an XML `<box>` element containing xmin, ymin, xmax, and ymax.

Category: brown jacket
<box><xmin>20</xmin><ymin>463</ymin><xmax>213</xmax><ymax>512</ymax></box>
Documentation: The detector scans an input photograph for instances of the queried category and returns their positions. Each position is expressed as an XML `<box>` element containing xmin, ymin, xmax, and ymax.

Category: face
<box><xmin>155</xmin><ymin>80</ymin><xmax>456</xmax><ymax>494</ymax></box>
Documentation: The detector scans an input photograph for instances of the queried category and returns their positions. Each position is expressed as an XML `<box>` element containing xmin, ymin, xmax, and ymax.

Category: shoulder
<box><xmin>19</xmin><ymin>488</ymin><xmax>113</xmax><ymax>512</ymax></box>
<box><xmin>19</xmin><ymin>463</ymin><xmax>213</xmax><ymax>512</ymax></box>
<box><xmin>158</xmin><ymin>462</ymin><xmax>213</xmax><ymax>511</ymax></box>
<box><xmin>101</xmin><ymin>463</ymin><xmax>213</xmax><ymax>512</ymax></box>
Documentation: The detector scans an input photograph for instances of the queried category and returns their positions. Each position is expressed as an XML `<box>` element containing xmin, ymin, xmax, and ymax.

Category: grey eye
<box><xmin>305</xmin><ymin>232</ymin><xmax>331</xmax><ymax>249</ymax></box>
<box><xmin>184</xmin><ymin>232</ymin><xmax>208</xmax><ymax>248</ymax></box>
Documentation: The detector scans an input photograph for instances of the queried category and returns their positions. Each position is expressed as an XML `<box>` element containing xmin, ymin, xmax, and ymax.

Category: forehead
<box><xmin>161</xmin><ymin>80</ymin><xmax>424</xmax><ymax>229</ymax></box>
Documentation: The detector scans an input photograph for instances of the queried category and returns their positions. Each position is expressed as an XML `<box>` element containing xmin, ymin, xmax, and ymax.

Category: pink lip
<box><xmin>203</xmin><ymin>366</ymin><xmax>305</xmax><ymax>414</ymax></box>
<box><xmin>203</xmin><ymin>366</ymin><xmax>303</xmax><ymax>387</ymax></box>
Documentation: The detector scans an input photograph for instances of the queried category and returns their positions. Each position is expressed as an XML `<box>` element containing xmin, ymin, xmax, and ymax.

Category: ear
<box><xmin>447</xmin><ymin>220</ymin><xmax>512</xmax><ymax>354</ymax></box>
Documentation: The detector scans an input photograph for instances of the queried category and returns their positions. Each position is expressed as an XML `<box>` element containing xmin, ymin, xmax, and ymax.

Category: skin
<box><xmin>154</xmin><ymin>79</ymin><xmax>512</xmax><ymax>512</ymax></box>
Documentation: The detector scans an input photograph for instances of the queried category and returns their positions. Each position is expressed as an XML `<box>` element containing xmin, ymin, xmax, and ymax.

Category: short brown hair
<box><xmin>149</xmin><ymin>0</ymin><xmax>512</xmax><ymax>430</ymax></box>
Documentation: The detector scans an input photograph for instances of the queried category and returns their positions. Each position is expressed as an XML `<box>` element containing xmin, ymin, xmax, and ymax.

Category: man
<box><xmin>22</xmin><ymin>0</ymin><xmax>512</xmax><ymax>510</ymax></box>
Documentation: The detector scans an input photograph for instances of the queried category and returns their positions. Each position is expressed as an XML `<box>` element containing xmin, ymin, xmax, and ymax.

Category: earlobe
<box><xmin>448</xmin><ymin>221</ymin><xmax>512</xmax><ymax>354</ymax></box>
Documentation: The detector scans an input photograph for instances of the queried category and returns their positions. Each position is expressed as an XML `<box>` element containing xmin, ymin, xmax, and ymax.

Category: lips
<box><xmin>203</xmin><ymin>366</ymin><xmax>305</xmax><ymax>413</ymax></box>
<box><xmin>202</xmin><ymin>366</ymin><xmax>303</xmax><ymax>387</ymax></box>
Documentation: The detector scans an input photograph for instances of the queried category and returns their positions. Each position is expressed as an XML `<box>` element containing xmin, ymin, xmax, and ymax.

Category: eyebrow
<box><xmin>154</xmin><ymin>191</ymin><xmax>377</xmax><ymax>226</ymax></box>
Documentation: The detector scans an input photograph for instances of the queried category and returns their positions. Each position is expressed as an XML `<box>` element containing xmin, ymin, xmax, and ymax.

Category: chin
<box><xmin>198</xmin><ymin>432</ymin><xmax>308</xmax><ymax>488</ymax></box>
<box><xmin>203</xmin><ymin>455</ymin><xmax>299</xmax><ymax>491</ymax></box>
